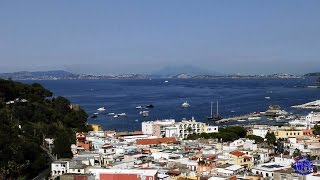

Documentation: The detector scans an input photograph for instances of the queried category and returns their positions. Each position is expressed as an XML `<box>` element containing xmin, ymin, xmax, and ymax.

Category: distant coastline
<box><xmin>0</xmin><ymin>70</ymin><xmax>313</xmax><ymax>80</ymax></box>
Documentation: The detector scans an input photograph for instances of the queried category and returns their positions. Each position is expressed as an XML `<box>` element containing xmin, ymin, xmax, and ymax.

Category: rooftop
<box><xmin>136</xmin><ymin>137</ymin><xmax>177</xmax><ymax>145</ymax></box>
<box><xmin>230</xmin><ymin>151</ymin><xmax>245</xmax><ymax>157</ymax></box>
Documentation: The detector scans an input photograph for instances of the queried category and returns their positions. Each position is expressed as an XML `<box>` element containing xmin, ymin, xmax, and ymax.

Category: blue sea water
<box><xmin>24</xmin><ymin>78</ymin><xmax>320</xmax><ymax>131</ymax></box>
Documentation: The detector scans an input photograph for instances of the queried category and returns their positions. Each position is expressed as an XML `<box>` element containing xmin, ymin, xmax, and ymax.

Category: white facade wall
<box><xmin>204</xmin><ymin>126</ymin><xmax>219</xmax><ymax>133</ymax></box>
<box><xmin>69</xmin><ymin>168</ymin><xmax>85</xmax><ymax>174</ymax></box>
<box><xmin>306</xmin><ymin>112</ymin><xmax>320</xmax><ymax>123</ymax></box>
<box><xmin>51</xmin><ymin>160</ymin><xmax>70</xmax><ymax>177</ymax></box>
<box><xmin>142</xmin><ymin>122</ymin><xmax>154</xmax><ymax>135</ymax></box>
<box><xmin>252</xmin><ymin>129</ymin><xmax>269</xmax><ymax>138</ymax></box>
<box><xmin>142</xmin><ymin>119</ymin><xmax>176</xmax><ymax>136</ymax></box>
<box><xmin>243</xmin><ymin>140</ymin><xmax>258</xmax><ymax>151</ymax></box>
<box><xmin>165</xmin><ymin>127</ymin><xmax>178</xmax><ymax>137</ymax></box>
<box><xmin>174</xmin><ymin>118</ymin><xmax>206</xmax><ymax>139</ymax></box>
<box><xmin>98</xmin><ymin>147</ymin><xmax>116</xmax><ymax>155</ymax></box>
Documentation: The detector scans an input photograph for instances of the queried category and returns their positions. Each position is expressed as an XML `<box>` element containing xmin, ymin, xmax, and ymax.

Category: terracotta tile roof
<box><xmin>136</xmin><ymin>137</ymin><xmax>177</xmax><ymax>145</ymax></box>
<box><xmin>230</xmin><ymin>151</ymin><xmax>245</xmax><ymax>157</ymax></box>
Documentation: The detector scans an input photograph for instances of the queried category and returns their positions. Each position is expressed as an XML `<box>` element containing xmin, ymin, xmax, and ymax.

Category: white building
<box><xmin>51</xmin><ymin>159</ymin><xmax>70</xmax><ymax>178</ymax></box>
<box><xmin>164</xmin><ymin>117</ymin><xmax>218</xmax><ymax>139</ymax></box>
<box><xmin>252</xmin><ymin>128</ymin><xmax>269</xmax><ymax>138</ymax></box>
<box><xmin>142</xmin><ymin>119</ymin><xmax>176</xmax><ymax>137</ymax></box>
<box><xmin>306</xmin><ymin>111</ymin><xmax>320</xmax><ymax>123</ymax></box>
<box><xmin>251</xmin><ymin>156</ymin><xmax>293</xmax><ymax>179</ymax></box>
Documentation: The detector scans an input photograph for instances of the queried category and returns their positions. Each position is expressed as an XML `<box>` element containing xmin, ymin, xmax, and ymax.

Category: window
<box><xmin>294</xmin><ymin>133</ymin><xmax>296</xmax><ymax>135</ymax></box>
<box><xmin>78</xmin><ymin>169</ymin><xmax>81</xmax><ymax>172</ymax></box>
<box><xmin>266</xmin><ymin>173</ymin><xmax>269</xmax><ymax>177</ymax></box>
<box><xmin>286</xmin><ymin>133</ymin><xmax>288</xmax><ymax>135</ymax></box>
<box><xmin>256</xmin><ymin>171</ymin><xmax>259</xmax><ymax>174</ymax></box>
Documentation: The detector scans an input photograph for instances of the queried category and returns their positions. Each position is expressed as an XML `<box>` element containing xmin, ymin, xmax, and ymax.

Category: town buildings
<box><xmin>50</xmin><ymin>114</ymin><xmax>320</xmax><ymax>180</ymax></box>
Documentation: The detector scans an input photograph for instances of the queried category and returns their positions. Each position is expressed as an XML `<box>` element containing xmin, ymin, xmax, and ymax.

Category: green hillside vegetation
<box><xmin>0</xmin><ymin>79</ymin><xmax>88</xmax><ymax>179</ymax></box>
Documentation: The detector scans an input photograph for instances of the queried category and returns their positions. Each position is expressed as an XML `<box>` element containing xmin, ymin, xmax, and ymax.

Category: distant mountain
<box><xmin>0</xmin><ymin>70</ymin><xmax>149</xmax><ymax>80</ymax></box>
<box><xmin>0</xmin><ymin>70</ymin><xmax>77</xmax><ymax>80</ymax></box>
<box><xmin>305</xmin><ymin>72</ymin><xmax>320</xmax><ymax>76</ymax></box>
<box><xmin>153</xmin><ymin>65</ymin><xmax>221</xmax><ymax>76</ymax></box>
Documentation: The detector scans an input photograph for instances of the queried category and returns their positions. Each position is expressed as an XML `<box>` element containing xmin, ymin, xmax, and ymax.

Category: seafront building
<box><xmin>142</xmin><ymin>117</ymin><xmax>218</xmax><ymax>139</ymax></box>
<box><xmin>50</xmin><ymin>113</ymin><xmax>320</xmax><ymax>180</ymax></box>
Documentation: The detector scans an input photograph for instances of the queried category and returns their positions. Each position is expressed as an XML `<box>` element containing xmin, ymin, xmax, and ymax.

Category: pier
<box><xmin>215</xmin><ymin>113</ymin><xmax>259</xmax><ymax>124</ymax></box>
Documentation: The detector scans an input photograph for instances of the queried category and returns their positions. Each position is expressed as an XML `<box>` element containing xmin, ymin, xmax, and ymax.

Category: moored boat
<box><xmin>108</xmin><ymin>112</ymin><xmax>115</xmax><ymax>116</ymax></box>
<box><xmin>118</xmin><ymin>113</ymin><xmax>127</xmax><ymax>117</ymax></box>
<box><xmin>208</xmin><ymin>101</ymin><xmax>223</xmax><ymax>120</ymax></box>
<box><xmin>97</xmin><ymin>107</ymin><xmax>106</xmax><ymax>111</ymax></box>
<box><xmin>181</xmin><ymin>101</ymin><xmax>190</xmax><ymax>108</ymax></box>
<box><xmin>140</xmin><ymin>111</ymin><xmax>149</xmax><ymax>117</ymax></box>
<box><xmin>146</xmin><ymin>104</ymin><xmax>154</xmax><ymax>108</ymax></box>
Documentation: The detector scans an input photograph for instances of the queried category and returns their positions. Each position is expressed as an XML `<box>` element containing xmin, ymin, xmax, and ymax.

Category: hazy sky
<box><xmin>0</xmin><ymin>1</ymin><xmax>319</xmax><ymax>74</ymax></box>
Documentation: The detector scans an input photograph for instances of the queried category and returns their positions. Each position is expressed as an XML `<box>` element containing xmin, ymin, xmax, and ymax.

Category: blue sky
<box><xmin>0</xmin><ymin>1</ymin><xmax>319</xmax><ymax>74</ymax></box>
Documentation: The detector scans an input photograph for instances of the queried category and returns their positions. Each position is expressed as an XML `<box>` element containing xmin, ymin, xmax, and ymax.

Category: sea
<box><xmin>24</xmin><ymin>77</ymin><xmax>320</xmax><ymax>131</ymax></box>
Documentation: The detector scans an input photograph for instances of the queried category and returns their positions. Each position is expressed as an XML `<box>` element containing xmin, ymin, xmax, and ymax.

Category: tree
<box><xmin>52</xmin><ymin>130</ymin><xmax>74</xmax><ymax>159</ymax></box>
<box><xmin>0</xmin><ymin>79</ymin><xmax>87</xmax><ymax>179</ymax></box>
<box><xmin>246</xmin><ymin>135</ymin><xmax>264</xmax><ymax>143</ymax></box>
<box><xmin>313</xmin><ymin>125</ymin><xmax>320</xmax><ymax>135</ymax></box>
<box><xmin>293</xmin><ymin>148</ymin><xmax>301</xmax><ymax>157</ymax></box>
<box><xmin>265</xmin><ymin>132</ymin><xmax>276</xmax><ymax>145</ymax></box>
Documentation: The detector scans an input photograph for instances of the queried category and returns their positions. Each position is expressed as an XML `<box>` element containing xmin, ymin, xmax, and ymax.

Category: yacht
<box><xmin>181</xmin><ymin>101</ymin><xmax>190</xmax><ymax>108</ymax></box>
<box><xmin>265</xmin><ymin>97</ymin><xmax>271</xmax><ymax>99</ymax></box>
<box><xmin>248</xmin><ymin>116</ymin><xmax>261</xmax><ymax>120</ymax></box>
<box><xmin>146</xmin><ymin>104</ymin><xmax>154</xmax><ymax>108</ymax></box>
<box><xmin>237</xmin><ymin>119</ymin><xmax>246</xmax><ymax>122</ymax></box>
<box><xmin>140</xmin><ymin>111</ymin><xmax>149</xmax><ymax>117</ymax></box>
<box><xmin>97</xmin><ymin>107</ymin><xmax>106</xmax><ymax>111</ymax></box>
<box><xmin>164</xmin><ymin>80</ymin><xmax>169</xmax><ymax>83</ymax></box>
<box><xmin>118</xmin><ymin>113</ymin><xmax>127</xmax><ymax>117</ymax></box>
<box><xmin>208</xmin><ymin>101</ymin><xmax>223</xmax><ymax>120</ymax></box>
<box><xmin>108</xmin><ymin>112</ymin><xmax>115</xmax><ymax>116</ymax></box>
<box><xmin>136</xmin><ymin>106</ymin><xmax>142</xmax><ymax>109</ymax></box>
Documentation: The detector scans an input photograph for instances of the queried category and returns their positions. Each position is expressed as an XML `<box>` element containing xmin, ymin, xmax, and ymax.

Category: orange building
<box><xmin>302</xmin><ymin>129</ymin><xmax>314</xmax><ymax>136</ymax></box>
<box><xmin>76</xmin><ymin>133</ymin><xmax>92</xmax><ymax>150</ymax></box>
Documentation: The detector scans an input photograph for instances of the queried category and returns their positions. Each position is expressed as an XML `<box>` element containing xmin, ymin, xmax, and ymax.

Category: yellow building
<box><xmin>274</xmin><ymin>129</ymin><xmax>303</xmax><ymax>139</ymax></box>
<box><xmin>87</xmin><ymin>124</ymin><xmax>103</xmax><ymax>132</ymax></box>
<box><xmin>229</xmin><ymin>151</ymin><xmax>253</xmax><ymax>169</ymax></box>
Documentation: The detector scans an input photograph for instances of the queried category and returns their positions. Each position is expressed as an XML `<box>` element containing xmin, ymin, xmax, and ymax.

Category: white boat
<box><xmin>164</xmin><ymin>80</ymin><xmax>169</xmax><ymax>83</ymax></box>
<box><xmin>181</xmin><ymin>101</ymin><xmax>190</xmax><ymax>108</ymax></box>
<box><xmin>135</xmin><ymin>119</ymin><xmax>139</xmax><ymax>122</ymax></box>
<box><xmin>108</xmin><ymin>113</ymin><xmax>115</xmax><ymax>116</ymax></box>
<box><xmin>265</xmin><ymin>97</ymin><xmax>271</xmax><ymax>99</ymax></box>
<box><xmin>118</xmin><ymin>113</ymin><xmax>127</xmax><ymax>116</ymax></box>
<box><xmin>237</xmin><ymin>119</ymin><xmax>246</xmax><ymax>122</ymax></box>
<box><xmin>140</xmin><ymin>111</ymin><xmax>149</xmax><ymax>117</ymax></box>
<box><xmin>136</xmin><ymin>106</ymin><xmax>142</xmax><ymax>109</ymax></box>
<box><xmin>113</xmin><ymin>114</ymin><xmax>119</xmax><ymax>118</ymax></box>
<box><xmin>97</xmin><ymin>107</ymin><xmax>106</xmax><ymax>111</ymax></box>
<box><xmin>248</xmin><ymin>116</ymin><xmax>261</xmax><ymax>120</ymax></box>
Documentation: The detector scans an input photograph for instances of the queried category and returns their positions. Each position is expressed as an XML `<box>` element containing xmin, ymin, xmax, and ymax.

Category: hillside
<box><xmin>0</xmin><ymin>79</ymin><xmax>88</xmax><ymax>179</ymax></box>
